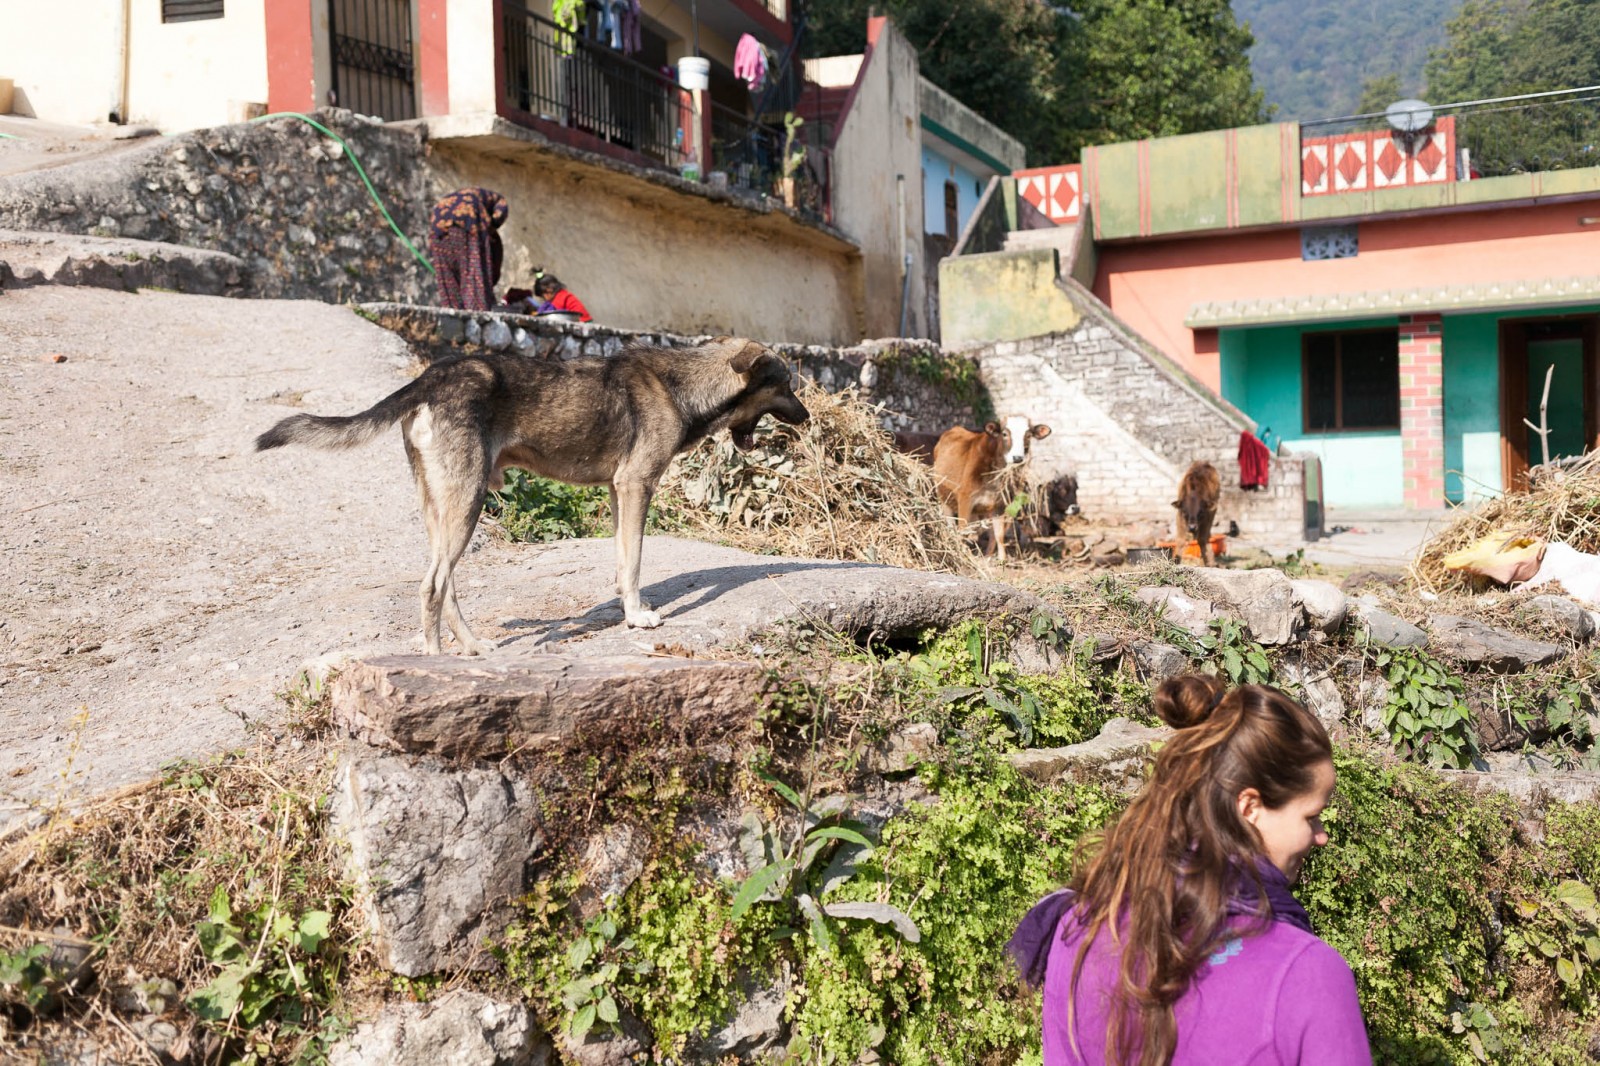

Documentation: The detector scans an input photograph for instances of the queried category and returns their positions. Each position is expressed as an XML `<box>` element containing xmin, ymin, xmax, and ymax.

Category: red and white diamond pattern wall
<box><xmin>1015</xmin><ymin>165</ymin><xmax>1082</xmax><ymax>223</ymax></box>
<box><xmin>1301</xmin><ymin>117</ymin><xmax>1455</xmax><ymax>196</ymax></box>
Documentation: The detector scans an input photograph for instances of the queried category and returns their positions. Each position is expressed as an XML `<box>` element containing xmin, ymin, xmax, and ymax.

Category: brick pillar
<box><xmin>1399</xmin><ymin>313</ymin><xmax>1445</xmax><ymax>509</ymax></box>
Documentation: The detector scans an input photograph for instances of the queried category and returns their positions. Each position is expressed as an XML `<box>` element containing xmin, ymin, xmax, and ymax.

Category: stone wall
<box><xmin>0</xmin><ymin>111</ymin><xmax>434</xmax><ymax>304</ymax></box>
<box><xmin>361</xmin><ymin>302</ymin><xmax>983</xmax><ymax>434</ymax></box>
<box><xmin>971</xmin><ymin>280</ymin><xmax>1311</xmax><ymax>541</ymax></box>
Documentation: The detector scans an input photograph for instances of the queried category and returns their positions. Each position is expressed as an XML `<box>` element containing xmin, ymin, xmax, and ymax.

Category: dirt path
<box><xmin>0</xmin><ymin>286</ymin><xmax>529</xmax><ymax>828</ymax></box>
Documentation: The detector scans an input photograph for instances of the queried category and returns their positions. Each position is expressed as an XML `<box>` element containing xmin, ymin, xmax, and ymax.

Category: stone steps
<box><xmin>0</xmin><ymin>228</ymin><xmax>248</xmax><ymax>295</ymax></box>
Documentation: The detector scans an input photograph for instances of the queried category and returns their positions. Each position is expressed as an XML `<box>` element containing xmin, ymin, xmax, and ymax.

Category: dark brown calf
<box><xmin>1172</xmin><ymin>460</ymin><xmax>1221</xmax><ymax>566</ymax></box>
<box><xmin>891</xmin><ymin>430</ymin><xmax>943</xmax><ymax>465</ymax></box>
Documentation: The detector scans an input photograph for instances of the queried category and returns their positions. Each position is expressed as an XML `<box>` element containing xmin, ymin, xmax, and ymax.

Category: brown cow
<box><xmin>1172</xmin><ymin>460</ymin><xmax>1222</xmax><ymax>566</ymax></box>
<box><xmin>932</xmin><ymin>417</ymin><xmax>1052</xmax><ymax>561</ymax></box>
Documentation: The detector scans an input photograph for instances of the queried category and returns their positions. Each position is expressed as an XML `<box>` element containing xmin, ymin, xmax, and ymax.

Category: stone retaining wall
<box><xmin>360</xmin><ymin>302</ymin><xmax>983</xmax><ymax>434</ymax></box>
<box><xmin>0</xmin><ymin>111</ymin><xmax>433</xmax><ymax>304</ymax></box>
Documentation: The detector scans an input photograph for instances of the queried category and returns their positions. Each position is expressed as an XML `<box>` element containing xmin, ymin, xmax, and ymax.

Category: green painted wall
<box><xmin>1147</xmin><ymin>132</ymin><xmax>1229</xmax><ymax>233</ymax></box>
<box><xmin>1084</xmin><ymin>120</ymin><xmax>1600</xmax><ymax>240</ymax></box>
<box><xmin>1220</xmin><ymin>320</ymin><xmax>1405</xmax><ymax>509</ymax></box>
<box><xmin>1441</xmin><ymin>314</ymin><xmax>1502</xmax><ymax>505</ymax></box>
<box><xmin>938</xmin><ymin>249</ymin><xmax>1082</xmax><ymax>350</ymax></box>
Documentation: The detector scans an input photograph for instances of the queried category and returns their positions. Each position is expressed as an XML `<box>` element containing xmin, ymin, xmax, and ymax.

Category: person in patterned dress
<box><xmin>428</xmin><ymin>187</ymin><xmax>509</xmax><ymax>311</ymax></box>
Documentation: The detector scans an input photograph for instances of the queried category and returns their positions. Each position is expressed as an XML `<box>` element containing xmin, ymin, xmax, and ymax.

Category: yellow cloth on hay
<box><xmin>1442</xmin><ymin>532</ymin><xmax>1546</xmax><ymax>585</ymax></box>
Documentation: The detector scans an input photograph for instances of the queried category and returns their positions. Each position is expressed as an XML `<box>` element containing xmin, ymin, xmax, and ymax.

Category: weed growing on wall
<box><xmin>1371</xmin><ymin>645</ymin><xmax>1479</xmax><ymax>769</ymax></box>
<box><xmin>875</xmin><ymin>345</ymin><xmax>994</xmax><ymax>424</ymax></box>
<box><xmin>787</xmin><ymin>761</ymin><xmax>1122</xmax><ymax>1065</ymax></box>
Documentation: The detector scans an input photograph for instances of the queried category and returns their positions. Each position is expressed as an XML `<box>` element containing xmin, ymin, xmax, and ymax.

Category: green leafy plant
<box><xmin>486</xmin><ymin>470</ymin><xmax>610</xmax><ymax>542</ymax></box>
<box><xmin>780</xmin><ymin>112</ymin><xmax>807</xmax><ymax>181</ymax></box>
<box><xmin>1197</xmin><ymin>617</ymin><xmax>1272</xmax><ymax>685</ymax></box>
<box><xmin>1372</xmin><ymin>646</ymin><xmax>1478</xmax><ymax>769</ymax></box>
<box><xmin>0</xmin><ymin>942</ymin><xmax>54</xmax><ymax>1018</ymax></box>
<box><xmin>1511</xmin><ymin>880</ymin><xmax>1600</xmax><ymax>1002</ymax></box>
<box><xmin>187</xmin><ymin>884</ymin><xmax>337</xmax><ymax>1063</ymax></box>
<box><xmin>733</xmin><ymin>772</ymin><xmax>919</xmax><ymax>954</ymax></box>
<box><xmin>559</xmin><ymin>906</ymin><xmax>652</xmax><ymax>1042</ymax></box>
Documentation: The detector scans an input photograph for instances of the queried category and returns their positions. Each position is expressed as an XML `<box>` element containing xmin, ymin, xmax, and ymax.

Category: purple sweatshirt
<box><xmin>1042</xmin><ymin>913</ymin><xmax>1372</xmax><ymax>1065</ymax></box>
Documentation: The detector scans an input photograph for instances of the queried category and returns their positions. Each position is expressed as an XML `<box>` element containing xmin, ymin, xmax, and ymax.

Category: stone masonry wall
<box><xmin>0</xmin><ymin>110</ymin><xmax>434</xmax><ymax>304</ymax></box>
<box><xmin>971</xmin><ymin>282</ymin><xmax>1310</xmax><ymax>541</ymax></box>
<box><xmin>359</xmin><ymin>303</ymin><xmax>981</xmax><ymax>434</ymax></box>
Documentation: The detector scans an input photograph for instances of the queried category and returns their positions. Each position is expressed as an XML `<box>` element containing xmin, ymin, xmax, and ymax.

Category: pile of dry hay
<box><xmin>655</xmin><ymin>382</ymin><xmax>987</xmax><ymax>577</ymax></box>
<box><xmin>1412</xmin><ymin>451</ymin><xmax>1600</xmax><ymax>592</ymax></box>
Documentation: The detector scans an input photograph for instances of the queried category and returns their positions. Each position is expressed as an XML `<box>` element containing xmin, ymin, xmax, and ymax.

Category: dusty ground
<box><xmin>0</xmin><ymin>115</ymin><xmax>157</xmax><ymax>179</ymax></box>
<box><xmin>0</xmin><ymin>286</ymin><xmax>461</xmax><ymax>828</ymax></box>
<box><xmin>0</xmin><ymin>286</ymin><xmax>1035</xmax><ymax>831</ymax></box>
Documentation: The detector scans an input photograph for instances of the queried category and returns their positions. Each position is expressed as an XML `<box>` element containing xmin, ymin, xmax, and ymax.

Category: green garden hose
<box><xmin>249</xmin><ymin>110</ymin><xmax>434</xmax><ymax>274</ymax></box>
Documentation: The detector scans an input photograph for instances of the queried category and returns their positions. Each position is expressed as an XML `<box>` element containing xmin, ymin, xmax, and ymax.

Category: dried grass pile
<box><xmin>655</xmin><ymin>382</ymin><xmax>986</xmax><ymax>577</ymax></box>
<box><xmin>1413</xmin><ymin>452</ymin><xmax>1600</xmax><ymax>592</ymax></box>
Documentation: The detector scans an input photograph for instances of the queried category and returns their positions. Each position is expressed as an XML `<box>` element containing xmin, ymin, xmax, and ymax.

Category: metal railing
<box><xmin>1302</xmin><ymin>85</ymin><xmax>1600</xmax><ymax>181</ymax></box>
<box><xmin>707</xmin><ymin>99</ymin><xmax>832</xmax><ymax>223</ymax></box>
<box><xmin>501</xmin><ymin>2</ymin><xmax>688</xmax><ymax>169</ymax></box>
<box><xmin>329</xmin><ymin>0</ymin><xmax>417</xmax><ymax>121</ymax></box>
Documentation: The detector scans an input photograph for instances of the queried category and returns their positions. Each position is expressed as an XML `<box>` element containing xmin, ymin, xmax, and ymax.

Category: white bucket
<box><xmin>678</xmin><ymin>56</ymin><xmax>710</xmax><ymax>92</ymax></box>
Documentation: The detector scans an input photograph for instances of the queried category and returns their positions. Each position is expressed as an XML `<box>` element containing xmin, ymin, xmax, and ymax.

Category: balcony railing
<box><xmin>1301</xmin><ymin>85</ymin><xmax>1600</xmax><ymax>191</ymax></box>
<box><xmin>501</xmin><ymin>2</ymin><xmax>689</xmax><ymax>170</ymax></box>
<box><xmin>708</xmin><ymin>99</ymin><xmax>832</xmax><ymax>223</ymax></box>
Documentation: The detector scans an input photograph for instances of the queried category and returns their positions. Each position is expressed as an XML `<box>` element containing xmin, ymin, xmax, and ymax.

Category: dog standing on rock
<box><xmin>255</xmin><ymin>336</ymin><xmax>809</xmax><ymax>654</ymax></box>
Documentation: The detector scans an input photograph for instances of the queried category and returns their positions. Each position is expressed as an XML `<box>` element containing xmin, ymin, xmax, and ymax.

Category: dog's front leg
<box><xmin>614</xmin><ymin>481</ymin><xmax>662</xmax><ymax>628</ymax></box>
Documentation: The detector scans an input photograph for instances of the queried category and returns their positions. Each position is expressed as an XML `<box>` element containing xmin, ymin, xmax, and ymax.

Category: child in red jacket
<box><xmin>534</xmin><ymin>274</ymin><xmax>592</xmax><ymax>321</ymax></box>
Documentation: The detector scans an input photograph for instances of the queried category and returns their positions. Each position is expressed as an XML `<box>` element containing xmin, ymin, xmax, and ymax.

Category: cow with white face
<box><xmin>930</xmin><ymin>416</ymin><xmax>1052</xmax><ymax>561</ymax></box>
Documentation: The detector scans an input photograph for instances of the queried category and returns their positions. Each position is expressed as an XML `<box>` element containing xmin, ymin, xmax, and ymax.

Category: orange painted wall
<box><xmin>265</xmin><ymin>0</ymin><xmax>315</xmax><ymax>114</ymax></box>
<box><xmin>1093</xmin><ymin>200</ymin><xmax>1600</xmax><ymax>392</ymax></box>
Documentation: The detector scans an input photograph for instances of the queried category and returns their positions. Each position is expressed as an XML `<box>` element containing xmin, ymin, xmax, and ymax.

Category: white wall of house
<box><xmin>830</xmin><ymin>19</ymin><xmax>925</xmax><ymax>338</ymax></box>
<box><xmin>0</xmin><ymin>0</ymin><xmax>123</xmax><ymax>124</ymax></box>
<box><xmin>127</xmin><ymin>0</ymin><xmax>268</xmax><ymax>130</ymax></box>
<box><xmin>0</xmin><ymin>0</ymin><xmax>268</xmax><ymax>131</ymax></box>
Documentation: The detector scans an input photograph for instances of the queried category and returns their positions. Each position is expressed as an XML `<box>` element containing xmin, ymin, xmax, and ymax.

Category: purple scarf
<box><xmin>1007</xmin><ymin>860</ymin><xmax>1311</xmax><ymax>988</ymax></box>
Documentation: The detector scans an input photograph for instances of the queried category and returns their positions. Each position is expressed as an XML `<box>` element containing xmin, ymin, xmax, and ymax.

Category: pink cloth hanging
<box><xmin>734</xmin><ymin>33</ymin><xmax>767</xmax><ymax>92</ymax></box>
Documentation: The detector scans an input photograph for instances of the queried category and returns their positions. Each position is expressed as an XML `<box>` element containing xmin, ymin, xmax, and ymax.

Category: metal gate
<box><xmin>329</xmin><ymin>0</ymin><xmax>417</xmax><ymax>121</ymax></box>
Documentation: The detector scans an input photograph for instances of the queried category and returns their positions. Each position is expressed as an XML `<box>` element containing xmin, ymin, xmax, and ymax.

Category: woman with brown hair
<box><xmin>1009</xmin><ymin>675</ymin><xmax>1370</xmax><ymax>1065</ymax></box>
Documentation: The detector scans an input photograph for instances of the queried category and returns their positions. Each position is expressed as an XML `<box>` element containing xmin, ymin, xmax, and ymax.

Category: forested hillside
<box><xmin>1234</xmin><ymin>0</ymin><xmax>1463</xmax><ymax>121</ymax></box>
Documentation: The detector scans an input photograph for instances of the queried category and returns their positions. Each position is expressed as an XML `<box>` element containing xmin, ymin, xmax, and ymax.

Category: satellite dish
<box><xmin>1385</xmin><ymin>99</ymin><xmax>1434</xmax><ymax>154</ymax></box>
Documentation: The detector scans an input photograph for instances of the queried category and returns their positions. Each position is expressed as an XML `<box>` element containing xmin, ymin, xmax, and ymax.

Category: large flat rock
<box><xmin>332</xmin><ymin>653</ymin><xmax>767</xmax><ymax>761</ymax></box>
<box><xmin>476</xmin><ymin>536</ymin><xmax>1049</xmax><ymax>657</ymax></box>
<box><xmin>0</xmin><ymin>228</ymin><xmax>247</xmax><ymax>295</ymax></box>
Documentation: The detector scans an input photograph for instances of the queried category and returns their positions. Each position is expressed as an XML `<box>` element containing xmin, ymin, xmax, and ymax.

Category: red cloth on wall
<box><xmin>1239</xmin><ymin>430</ymin><xmax>1272</xmax><ymax>489</ymax></box>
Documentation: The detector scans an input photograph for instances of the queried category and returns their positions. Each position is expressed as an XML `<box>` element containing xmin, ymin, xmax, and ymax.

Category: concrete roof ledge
<box><xmin>410</xmin><ymin>112</ymin><xmax>858</xmax><ymax>252</ymax></box>
<box><xmin>1187</xmin><ymin>274</ymin><xmax>1600</xmax><ymax>328</ymax></box>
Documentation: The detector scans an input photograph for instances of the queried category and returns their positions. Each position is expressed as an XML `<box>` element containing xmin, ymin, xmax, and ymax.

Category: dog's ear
<box><xmin>729</xmin><ymin>340</ymin><xmax>769</xmax><ymax>375</ymax></box>
<box><xmin>1030</xmin><ymin>424</ymin><xmax>1052</xmax><ymax>440</ymax></box>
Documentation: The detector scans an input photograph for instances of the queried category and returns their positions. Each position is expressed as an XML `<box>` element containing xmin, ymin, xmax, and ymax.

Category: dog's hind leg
<box><xmin>406</xmin><ymin>415</ymin><xmax>495</xmax><ymax>655</ymax></box>
<box><xmin>613</xmin><ymin>480</ymin><xmax>662</xmax><ymax>628</ymax></box>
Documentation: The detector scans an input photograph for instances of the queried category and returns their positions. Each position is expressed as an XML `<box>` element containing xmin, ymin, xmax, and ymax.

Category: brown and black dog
<box><xmin>255</xmin><ymin>337</ymin><xmax>809</xmax><ymax>654</ymax></box>
<box><xmin>1172</xmin><ymin>460</ymin><xmax>1221</xmax><ymax>566</ymax></box>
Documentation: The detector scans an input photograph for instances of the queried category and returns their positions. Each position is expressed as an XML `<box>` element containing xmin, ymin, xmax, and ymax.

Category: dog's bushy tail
<box><xmin>254</xmin><ymin>378</ymin><xmax>424</xmax><ymax>453</ymax></box>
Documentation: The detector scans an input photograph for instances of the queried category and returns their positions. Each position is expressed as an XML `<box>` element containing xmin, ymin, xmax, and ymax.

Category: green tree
<box><xmin>1073</xmin><ymin>0</ymin><xmax>1269</xmax><ymax>148</ymax></box>
<box><xmin>804</xmin><ymin>0</ymin><xmax>1266</xmax><ymax>165</ymax></box>
<box><xmin>1425</xmin><ymin>0</ymin><xmax>1600</xmax><ymax>174</ymax></box>
<box><xmin>1356</xmin><ymin>72</ymin><xmax>1404</xmax><ymax>115</ymax></box>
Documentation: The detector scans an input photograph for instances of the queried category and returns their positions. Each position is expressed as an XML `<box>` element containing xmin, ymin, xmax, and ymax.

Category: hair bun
<box><xmin>1154</xmin><ymin>674</ymin><xmax>1226</xmax><ymax>729</ymax></box>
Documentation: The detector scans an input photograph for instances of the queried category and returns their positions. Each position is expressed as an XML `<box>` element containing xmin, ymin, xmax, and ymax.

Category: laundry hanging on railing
<box><xmin>734</xmin><ymin>33</ymin><xmax>768</xmax><ymax>92</ymax></box>
<box><xmin>598</xmin><ymin>0</ymin><xmax>642</xmax><ymax>55</ymax></box>
<box><xmin>551</xmin><ymin>0</ymin><xmax>581</xmax><ymax>56</ymax></box>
